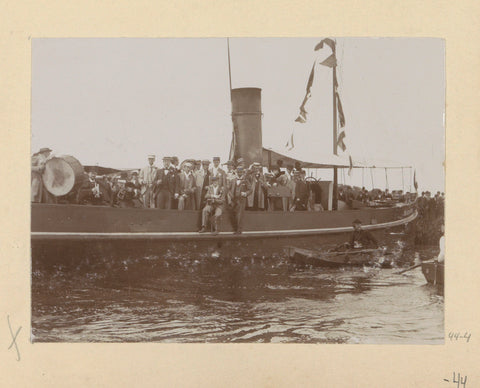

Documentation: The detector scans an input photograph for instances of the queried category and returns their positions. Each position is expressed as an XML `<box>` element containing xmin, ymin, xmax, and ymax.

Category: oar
<box><xmin>394</xmin><ymin>263</ymin><xmax>422</xmax><ymax>274</ymax></box>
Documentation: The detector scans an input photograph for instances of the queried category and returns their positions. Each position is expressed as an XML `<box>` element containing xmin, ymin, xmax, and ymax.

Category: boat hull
<box><xmin>31</xmin><ymin>203</ymin><xmax>416</xmax><ymax>262</ymax></box>
<box><xmin>421</xmin><ymin>261</ymin><xmax>444</xmax><ymax>285</ymax></box>
<box><xmin>288</xmin><ymin>246</ymin><xmax>390</xmax><ymax>268</ymax></box>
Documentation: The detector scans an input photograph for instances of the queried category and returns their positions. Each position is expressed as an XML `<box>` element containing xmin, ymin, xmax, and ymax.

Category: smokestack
<box><xmin>231</xmin><ymin>88</ymin><xmax>263</xmax><ymax>167</ymax></box>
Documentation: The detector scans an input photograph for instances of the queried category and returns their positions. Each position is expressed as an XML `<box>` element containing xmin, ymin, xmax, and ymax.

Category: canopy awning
<box><xmin>262</xmin><ymin>147</ymin><xmax>412</xmax><ymax>169</ymax></box>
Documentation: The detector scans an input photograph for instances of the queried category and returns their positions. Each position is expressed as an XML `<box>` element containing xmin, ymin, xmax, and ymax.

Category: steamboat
<box><xmin>31</xmin><ymin>40</ymin><xmax>417</xmax><ymax>259</ymax></box>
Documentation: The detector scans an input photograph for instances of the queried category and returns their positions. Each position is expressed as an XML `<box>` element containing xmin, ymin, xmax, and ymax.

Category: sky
<box><xmin>32</xmin><ymin>38</ymin><xmax>445</xmax><ymax>192</ymax></box>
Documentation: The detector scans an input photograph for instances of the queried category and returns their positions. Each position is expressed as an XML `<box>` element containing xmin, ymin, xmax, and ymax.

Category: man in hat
<box><xmin>139</xmin><ymin>155</ymin><xmax>158</xmax><ymax>208</ymax></box>
<box><xmin>171</xmin><ymin>156</ymin><xmax>181</xmax><ymax>172</ymax></box>
<box><xmin>227</xmin><ymin>166</ymin><xmax>253</xmax><ymax>234</ymax></box>
<box><xmin>178</xmin><ymin>162</ymin><xmax>196</xmax><ymax>210</ymax></box>
<box><xmin>129</xmin><ymin>171</ymin><xmax>142</xmax><ymax>195</ymax></box>
<box><xmin>156</xmin><ymin>156</ymin><xmax>179</xmax><ymax>209</ymax></box>
<box><xmin>348</xmin><ymin>219</ymin><xmax>378</xmax><ymax>249</ymax></box>
<box><xmin>236</xmin><ymin>157</ymin><xmax>246</xmax><ymax>170</ymax></box>
<box><xmin>209</xmin><ymin>156</ymin><xmax>226</xmax><ymax>187</ymax></box>
<box><xmin>224</xmin><ymin>160</ymin><xmax>237</xmax><ymax>205</ymax></box>
<box><xmin>194</xmin><ymin>159</ymin><xmax>209</xmax><ymax>210</ymax></box>
<box><xmin>31</xmin><ymin>147</ymin><xmax>52</xmax><ymax>202</ymax></box>
<box><xmin>199</xmin><ymin>176</ymin><xmax>225</xmax><ymax>234</ymax></box>
<box><xmin>198</xmin><ymin>159</ymin><xmax>211</xmax><ymax>208</ymax></box>
<box><xmin>247</xmin><ymin>163</ymin><xmax>268</xmax><ymax>211</ymax></box>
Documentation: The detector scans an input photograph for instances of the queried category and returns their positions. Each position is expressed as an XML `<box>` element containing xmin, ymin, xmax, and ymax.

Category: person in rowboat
<box><xmin>347</xmin><ymin>219</ymin><xmax>378</xmax><ymax>249</ymax></box>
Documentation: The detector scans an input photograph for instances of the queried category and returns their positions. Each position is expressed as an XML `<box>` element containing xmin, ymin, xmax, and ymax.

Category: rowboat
<box><xmin>421</xmin><ymin>261</ymin><xmax>444</xmax><ymax>285</ymax></box>
<box><xmin>287</xmin><ymin>246</ymin><xmax>392</xmax><ymax>268</ymax></box>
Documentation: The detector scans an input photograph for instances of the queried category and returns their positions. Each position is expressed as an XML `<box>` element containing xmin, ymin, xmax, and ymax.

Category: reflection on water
<box><xmin>31</xmin><ymin>244</ymin><xmax>443</xmax><ymax>344</ymax></box>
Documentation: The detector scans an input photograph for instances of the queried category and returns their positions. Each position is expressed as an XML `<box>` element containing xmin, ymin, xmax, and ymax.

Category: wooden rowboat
<box><xmin>421</xmin><ymin>261</ymin><xmax>444</xmax><ymax>286</ymax></box>
<box><xmin>287</xmin><ymin>246</ymin><xmax>391</xmax><ymax>268</ymax></box>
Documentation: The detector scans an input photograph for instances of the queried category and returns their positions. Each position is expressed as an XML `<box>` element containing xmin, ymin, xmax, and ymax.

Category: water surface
<box><xmin>32</xmin><ymin>243</ymin><xmax>443</xmax><ymax>343</ymax></box>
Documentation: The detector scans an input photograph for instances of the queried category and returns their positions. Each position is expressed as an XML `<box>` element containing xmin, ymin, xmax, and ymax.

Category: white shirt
<box><xmin>437</xmin><ymin>235</ymin><xmax>445</xmax><ymax>262</ymax></box>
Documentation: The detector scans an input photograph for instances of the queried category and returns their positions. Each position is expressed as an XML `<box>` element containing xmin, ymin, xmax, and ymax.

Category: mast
<box><xmin>332</xmin><ymin>39</ymin><xmax>338</xmax><ymax>210</ymax></box>
<box><xmin>227</xmin><ymin>38</ymin><xmax>235</xmax><ymax>161</ymax></box>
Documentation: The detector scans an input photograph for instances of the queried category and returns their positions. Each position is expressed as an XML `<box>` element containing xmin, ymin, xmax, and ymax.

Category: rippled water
<box><xmin>31</xmin><ymin>243</ymin><xmax>443</xmax><ymax>344</ymax></box>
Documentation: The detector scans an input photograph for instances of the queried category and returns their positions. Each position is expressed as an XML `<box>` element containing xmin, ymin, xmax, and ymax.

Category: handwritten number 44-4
<box><xmin>444</xmin><ymin>372</ymin><xmax>467</xmax><ymax>388</ymax></box>
<box><xmin>448</xmin><ymin>332</ymin><xmax>471</xmax><ymax>342</ymax></box>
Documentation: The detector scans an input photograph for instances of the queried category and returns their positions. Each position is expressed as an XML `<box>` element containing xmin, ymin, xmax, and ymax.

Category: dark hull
<box><xmin>32</xmin><ymin>203</ymin><xmax>416</xmax><ymax>238</ymax></box>
<box><xmin>421</xmin><ymin>262</ymin><xmax>444</xmax><ymax>285</ymax></box>
<box><xmin>288</xmin><ymin>246</ymin><xmax>389</xmax><ymax>267</ymax></box>
<box><xmin>31</xmin><ymin>203</ymin><xmax>416</xmax><ymax>262</ymax></box>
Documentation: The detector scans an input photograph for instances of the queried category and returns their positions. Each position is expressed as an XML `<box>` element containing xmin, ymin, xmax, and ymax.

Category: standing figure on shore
<box><xmin>31</xmin><ymin>147</ymin><xmax>52</xmax><ymax>203</ymax></box>
<box><xmin>199</xmin><ymin>176</ymin><xmax>225</xmax><ymax>234</ymax></box>
<box><xmin>178</xmin><ymin>162</ymin><xmax>196</xmax><ymax>210</ymax></box>
<box><xmin>156</xmin><ymin>156</ymin><xmax>179</xmax><ymax>210</ymax></box>
<box><xmin>139</xmin><ymin>155</ymin><xmax>158</xmax><ymax>208</ymax></box>
<box><xmin>437</xmin><ymin>224</ymin><xmax>445</xmax><ymax>262</ymax></box>
<box><xmin>228</xmin><ymin>166</ymin><xmax>253</xmax><ymax>234</ymax></box>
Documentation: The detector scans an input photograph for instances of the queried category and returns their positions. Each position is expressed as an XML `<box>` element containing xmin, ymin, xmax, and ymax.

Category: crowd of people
<box><xmin>31</xmin><ymin>148</ymin><xmax>442</xmax><ymax>234</ymax></box>
<box><xmin>414</xmin><ymin>190</ymin><xmax>445</xmax><ymax>245</ymax></box>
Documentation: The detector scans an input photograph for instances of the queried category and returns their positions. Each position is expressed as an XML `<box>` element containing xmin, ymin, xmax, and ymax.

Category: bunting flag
<box><xmin>294</xmin><ymin>38</ymin><xmax>337</xmax><ymax>124</ymax></box>
<box><xmin>314</xmin><ymin>38</ymin><xmax>336</xmax><ymax>52</ymax></box>
<box><xmin>290</xmin><ymin>38</ymin><xmax>349</xmax><ymax>156</ymax></box>
<box><xmin>348</xmin><ymin>155</ymin><xmax>353</xmax><ymax>176</ymax></box>
<box><xmin>337</xmin><ymin>131</ymin><xmax>347</xmax><ymax>152</ymax></box>
<box><xmin>285</xmin><ymin>131</ymin><xmax>295</xmax><ymax>150</ymax></box>
<box><xmin>336</xmin><ymin>92</ymin><xmax>345</xmax><ymax>127</ymax></box>
<box><xmin>294</xmin><ymin>63</ymin><xmax>315</xmax><ymax>123</ymax></box>
<box><xmin>319</xmin><ymin>54</ymin><xmax>337</xmax><ymax>68</ymax></box>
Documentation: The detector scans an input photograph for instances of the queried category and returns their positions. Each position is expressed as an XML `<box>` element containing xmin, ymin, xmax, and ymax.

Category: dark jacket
<box><xmin>350</xmin><ymin>229</ymin><xmax>378</xmax><ymax>248</ymax></box>
<box><xmin>156</xmin><ymin>167</ymin><xmax>179</xmax><ymax>194</ymax></box>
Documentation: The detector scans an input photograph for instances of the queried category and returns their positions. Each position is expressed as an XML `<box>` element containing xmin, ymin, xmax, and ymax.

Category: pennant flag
<box><xmin>414</xmin><ymin>170</ymin><xmax>418</xmax><ymax>191</ymax></box>
<box><xmin>348</xmin><ymin>155</ymin><xmax>353</xmax><ymax>176</ymax></box>
<box><xmin>314</xmin><ymin>38</ymin><xmax>336</xmax><ymax>52</ymax></box>
<box><xmin>336</xmin><ymin>92</ymin><xmax>345</xmax><ymax>128</ymax></box>
<box><xmin>337</xmin><ymin>130</ymin><xmax>347</xmax><ymax>152</ymax></box>
<box><xmin>295</xmin><ymin>63</ymin><xmax>315</xmax><ymax>123</ymax></box>
<box><xmin>294</xmin><ymin>111</ymin><xmax>307</xmax><ymax>123</ymax></box>
<box><xmin>285</xmin><ymin>131</ymin><xmax>295</xmax><ymax>150</ymax></box>
<box><xmin>319</xmin><ymin>54</ymin><xmax>337</xmax><ymax>68</ymax></box>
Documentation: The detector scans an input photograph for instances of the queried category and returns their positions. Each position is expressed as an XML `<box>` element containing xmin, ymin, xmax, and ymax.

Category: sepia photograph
<box><xmin>31</xmin><ymin>37</ymin><xmax>445</xmax><ymax>344</ymax></box>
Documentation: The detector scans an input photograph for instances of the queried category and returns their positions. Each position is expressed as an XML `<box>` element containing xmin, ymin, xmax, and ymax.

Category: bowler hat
<box><xmin>148</xmin><ymin>154</ymin><xmax>156</xmax><ymax>159</ymax></box>
<box><xmin>163</xmin><ymin>156</ymin><xmax>172</xmax><ymax>161</ymax></box>
<box><xmin>39</xmin><ymin>147</ymin><xmax>52</xmax><ymax>153</ymax></box>
<box><xmin>213</xmin><ymin>157</ymin><xmax>220</xmax><ymax>161</ymax></box>
<box><xmin>202</xmin><ymin>159</ymin><xmax>211</xmax><ymax>165</ymax></box>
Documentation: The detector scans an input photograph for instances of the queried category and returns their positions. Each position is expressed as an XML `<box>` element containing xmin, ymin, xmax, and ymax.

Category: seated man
<box><xmin>291</xmin><ymin>171</ymin><xmax>309</xmax><ymax>211</ymax></box>
<box><xmin>348</xmin><ymin>219</ymin><xmax>378</xmax><ymax>249</ymax></box>
<box><xmin>199</xmin><ymin>176</ymin><xmax>225</xmax><ymax>234</ymax></box>
<box><xmin>76</xmin><ymin>171</ymin><xmax>104</xmax><ymax>205</ymax></box>
<box><xmin>178</xmin><ymin>162</ymin><xmax>196</xmax><ymax>210</ymax></box>
<box><xmin>116</xmin><ymin>182</ymin><xmax>141</xmax><ymax>208</ymax></box>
